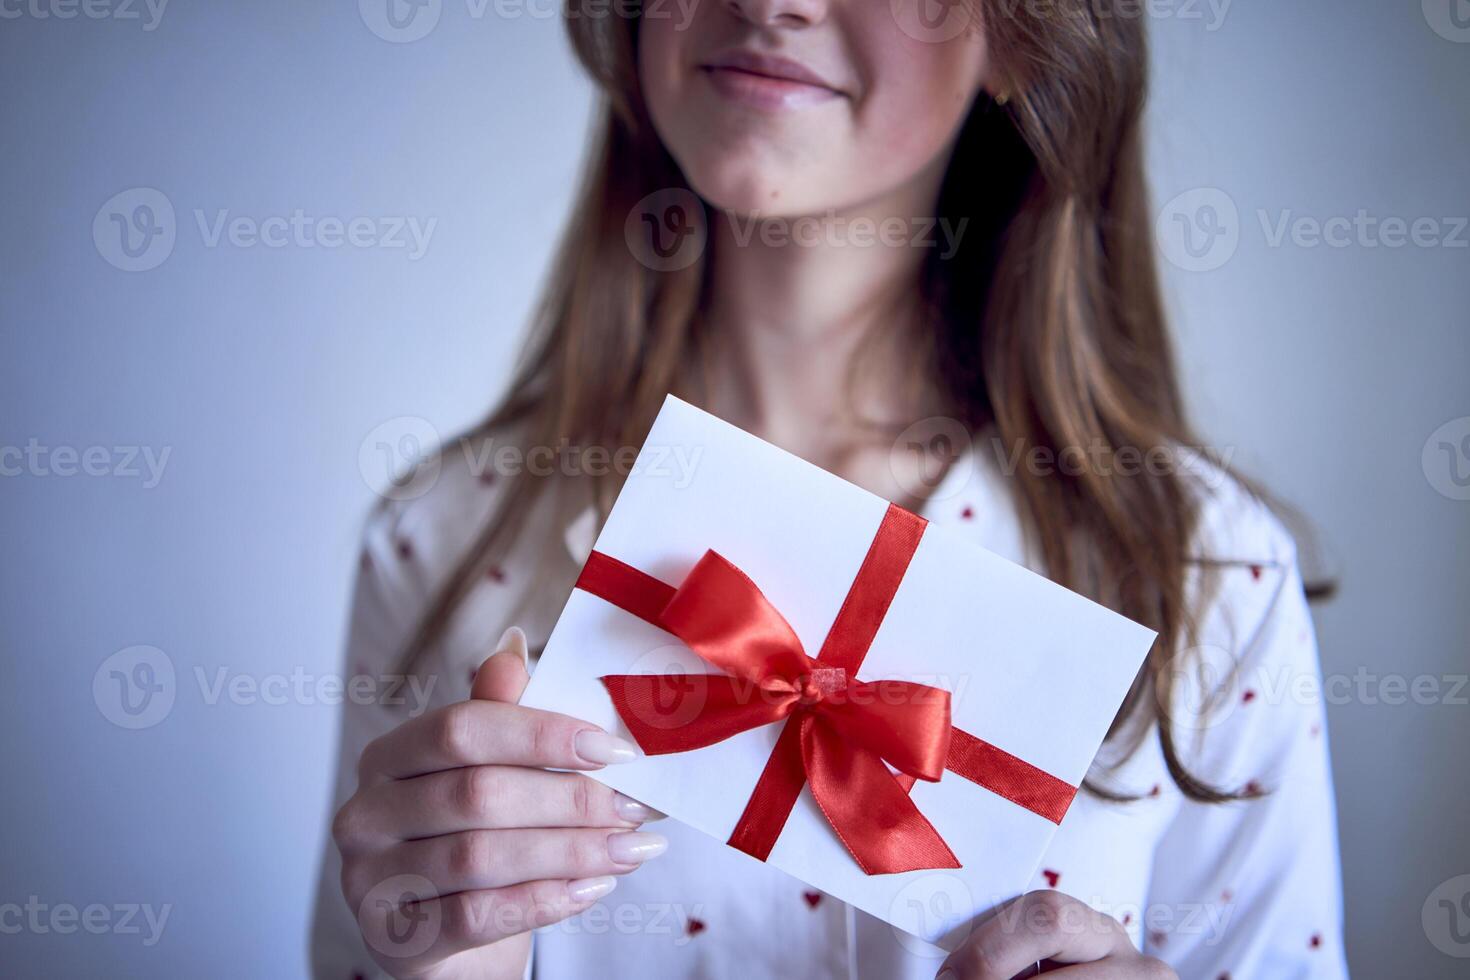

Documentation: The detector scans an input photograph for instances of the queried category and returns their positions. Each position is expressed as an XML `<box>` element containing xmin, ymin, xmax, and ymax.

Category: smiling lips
<box><xmin>699</xmin><ymin>50</ymin><xmax>845</xmax><ymax>110</ymax></box>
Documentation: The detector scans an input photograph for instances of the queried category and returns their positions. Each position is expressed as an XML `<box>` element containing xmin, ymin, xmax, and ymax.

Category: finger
<box><xmin>358</xmin><ymin>699</ymin><xmax>638</xmax><ymax>784</ymax></box>
<box><xmin>1024</xmin><ymin>959</ymin><xmax>1174</xmax><ymax>979</ymax></box>
<box><xmin>347</xmin><ymin>766</ymin><xmax>663</xmax><ymax>841</ymax></box>
<box><xmin>361</xmin><ymin>827</ymin><xmax>669</xmax><ymax>900</ymax></box>
<box><xmin>361</xmin><ymin>876</ymin><xmax>617</xmax><ymax>974</ymax></box>
<box><xmin>472</xmin><ymin>626</ymin><xmax>530</xmax><ymax>703</ymax></box>
<box><xmin>939</xmin><ymin>892</ymin><xmax>1130</xmax><ymax>980</ymax></box>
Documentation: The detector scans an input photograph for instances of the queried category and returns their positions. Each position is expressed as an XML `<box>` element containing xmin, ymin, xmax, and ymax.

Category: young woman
<box><xmin>313</xmin><ymin>0</ymin><xmax>1347</xmax><ymax>976</ymax></box>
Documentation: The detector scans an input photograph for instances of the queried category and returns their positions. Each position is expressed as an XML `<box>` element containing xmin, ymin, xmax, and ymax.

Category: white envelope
<box><xmin>521</xmin><ymin>395</ymin><xmax>1156</xmax><ymax>947</ymax></box>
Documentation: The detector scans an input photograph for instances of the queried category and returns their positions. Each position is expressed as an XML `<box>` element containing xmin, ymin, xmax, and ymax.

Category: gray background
<box><xmin>1</xmin><ymin>1</ymin><xmax>1466</xmax><ymax>977</ymax></box>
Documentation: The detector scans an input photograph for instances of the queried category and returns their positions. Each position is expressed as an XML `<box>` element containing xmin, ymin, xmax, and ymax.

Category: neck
<box><xmin>701</xmin><ymin>168</ymin><xmax>951</xmax><ymax>469</ymax></box>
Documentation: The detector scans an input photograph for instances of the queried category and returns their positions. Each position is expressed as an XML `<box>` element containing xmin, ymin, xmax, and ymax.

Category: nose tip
<box><xmin>724</xmin><ymin>0</ymin><xmax>827</xmax><ymax>28</ymax></box>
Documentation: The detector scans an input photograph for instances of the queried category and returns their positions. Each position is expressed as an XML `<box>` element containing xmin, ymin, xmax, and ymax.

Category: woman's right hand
<box><xmin>332</xmin><ymin>627</ymin><xmax>666</xmax><ymax>980</ymax></box>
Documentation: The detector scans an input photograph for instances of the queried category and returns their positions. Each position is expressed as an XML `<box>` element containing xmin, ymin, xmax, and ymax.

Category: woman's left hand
<box><xmin>937</xmin><ymin>891</ymin><xmax>1177</xmax><ymax>980</ymax></box>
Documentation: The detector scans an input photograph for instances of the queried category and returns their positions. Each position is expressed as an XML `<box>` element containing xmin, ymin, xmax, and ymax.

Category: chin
<box><xmin>682</xmin><ymin>155</ymin><xmax>820</xmax><ymax>219</ymax></box>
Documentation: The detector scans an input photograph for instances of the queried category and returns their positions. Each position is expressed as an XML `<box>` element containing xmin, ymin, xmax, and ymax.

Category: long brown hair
<box><xmin>398</xmin><ymin>0</ymin><xmax>1282</xmax><ymax>802</ymax></box>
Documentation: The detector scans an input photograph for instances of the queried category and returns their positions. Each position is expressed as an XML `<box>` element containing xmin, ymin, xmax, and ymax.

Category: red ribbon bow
<box><xmin>601</xmin><ymin>548</ymin><xmax>959</xmax><ymax>874</ymax></box>
<box><xmin>581</xmin><ymin>503</ymin><xmax>1079</xmax><ymax>877</ymax></box>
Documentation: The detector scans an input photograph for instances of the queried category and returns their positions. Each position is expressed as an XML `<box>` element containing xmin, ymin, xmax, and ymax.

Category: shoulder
<box><xmin>1185</xmin><ymin>460</ymin><xmax>1298</xmax><ymax>569</ymax></box>
<box><xmin>351</xmin><ymin>424</ymin><xmax>583</xmax><ymax>669</ymax></box>
<box><xmin>1181</xmin><ymin>461</ymin><xmax>1307</xmax><ymax>644</ymax></box>
<box><xmin>357</xmin><ymin>428</ymin><xmax>511</xmax><ymax>602</ymax></box>
<box><xmin>1185</xmin><ymin>458</ymin><xmax>1312</xmax><ymax>632</ymax></box>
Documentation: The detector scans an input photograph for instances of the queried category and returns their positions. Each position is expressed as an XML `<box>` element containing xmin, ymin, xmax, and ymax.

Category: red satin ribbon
<box><xmin>581</xmin><ymin>503</ymin><xmax>1077</xmax><ymax>875</ymax></box>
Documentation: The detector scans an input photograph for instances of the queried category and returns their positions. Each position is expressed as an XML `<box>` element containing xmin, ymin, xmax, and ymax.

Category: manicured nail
<box><xmin>568</xmin><ymin>876</ymin><xmax>617</xmax><ymax>903</ymax></box>
<box><xmin>574</xmin><ymin>730</ymin><xmax>639</xmax><ymax>765</ymax></box>
<box><xmin>495</xmin><ymin>626</ymin><xmax>528</xmax><ymax>661</ymax></box>
<box><xmin>613</xmin><ymin>793</ymin><xmax>665</xmax><ymax>823</ymax></box>
<box><xmin>607</xmin><ymin>831</ymin><xmax>668</xmax><ymax>865</ymax></box>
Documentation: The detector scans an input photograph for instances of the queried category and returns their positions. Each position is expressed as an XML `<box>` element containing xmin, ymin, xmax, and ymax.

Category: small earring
<box><xmin>994</xmin><ymin>90</ymin><xmax>1010</xmax><ymax>106</ymax></box>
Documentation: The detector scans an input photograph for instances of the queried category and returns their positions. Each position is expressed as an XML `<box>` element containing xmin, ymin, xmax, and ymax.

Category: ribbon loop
<box><xmin>658</xmin><ymin>551</ymin><xmax>812</xmax><ymax>685</ymax></box>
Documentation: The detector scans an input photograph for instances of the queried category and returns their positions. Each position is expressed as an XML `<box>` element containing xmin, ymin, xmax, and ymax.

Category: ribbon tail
<box><xmin>601</xmin><ymin>674</ymin><xmax>792</xmax><ymax>755</ymax></box>
<box><xmin>946</xmin><ymin>728</ymin><xmax>1077</xmax><ymax>824</ymax></box>
<box><xmin>801</xmin><ymin>716</ymin><xmax>960</xmax><ymax>874</ymax></box>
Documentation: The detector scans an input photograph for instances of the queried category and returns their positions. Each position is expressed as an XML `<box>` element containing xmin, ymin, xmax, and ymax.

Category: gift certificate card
<box><xmin>521</xmin><ymin>395</ymin><xmax>1156</xmax><ymax>947</ymax></box>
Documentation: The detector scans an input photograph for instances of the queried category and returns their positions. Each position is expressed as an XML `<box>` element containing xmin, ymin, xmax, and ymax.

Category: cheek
<box><xmin>638</xmin><ymin>19</ymin><xmax>683</xmax><ymax>128</ymax></box>
<box><xmin>850</xmin><ymin>36</ymin><xmax>987</xmax><ymax>173</ymax></box>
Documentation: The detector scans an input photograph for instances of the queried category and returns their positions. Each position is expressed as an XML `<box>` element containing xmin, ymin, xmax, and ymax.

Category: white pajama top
<box><xmin>310</xmin><ymin>435</ymin><xmax>1349</xmax><ymax>980</ymax></box>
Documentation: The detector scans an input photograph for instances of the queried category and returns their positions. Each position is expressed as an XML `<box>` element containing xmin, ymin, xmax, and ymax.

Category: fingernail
<box><xmin>607</xmin><ymin>831</ymin><xmax>668</xmax><ymax>865</ymax></box>
<box><xmin>574</xmin><ymin>729</ymin><xmax>639</xmax><ymax>765</ymax></box>
<box><xmin>568</xmin><ymin>876</ymin><xmax>617</xmax><ymax>903</ymax></box>
<box><xmin>495</xmin><ymin>626</ymin><xmax>528</xmax><ymax>661</ymax></box>
<box><xmin>613</xmin><ymin>793</ymin><xmax>664</xmax><ymax>823</ymax></box>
